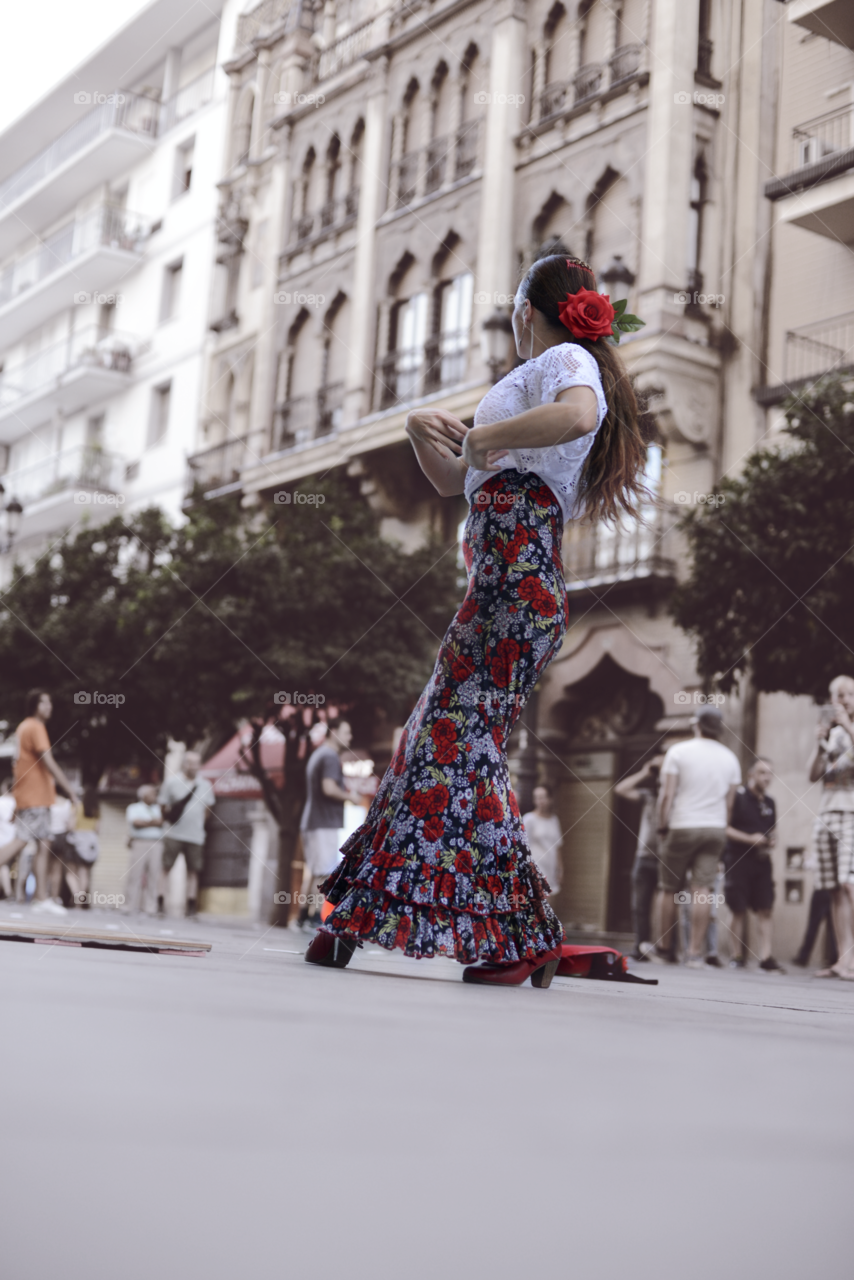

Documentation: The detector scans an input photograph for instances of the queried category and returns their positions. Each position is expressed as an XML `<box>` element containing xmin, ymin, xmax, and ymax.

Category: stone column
<box><xmin>251</xmin><ymin>48</ymin><xmax>271</xmax><ymax>161</ymax></box>
<box><xmin>342</xmin><ymin>55</ymin><xmax>390</xmax><ymax>425</ymax></box>
<box><xmin>473</xmin><ymin>0</ymin><xmax>528</xmax><ymax>371</ymax></box>
<box><xmin>635</xmin><ymin>0</ymin><xmax>699</xmax><ymax>334</ymax></box>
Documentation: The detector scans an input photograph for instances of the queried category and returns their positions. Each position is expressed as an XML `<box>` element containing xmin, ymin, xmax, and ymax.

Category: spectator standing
<box><xmin>297</xmin><ymin>721</ymin><xmax>352</xmax><ymax>929</ymax></box>
<box><xmin>724</xmin><ymin>759</ymin><xmax>784</xmax><ymax>972</ymax></box>
<box><xmin>522</xmin><ymin>784</ymin><xmax>563</xmax><ymax>898</ymax></box>
<box><xmin>0</xmin><ymin>780</ymin><xmax>14</xmax><ymax>899</ymax></box>
<box><xmin>656</xmin><ymin>708</ymin><xmax>741</xmax><ymax>967</ymax></box>
<box><xmin>0</xmin><ymin>691</ymin><xmax>78</xmax><ymax>915</ymax></box>
<box><xmin>158</xmin><ymin>752</ymin><xmax>215</xmax><ymax>918</ymax></box>
<box><xmin>615</xmin><ymin>756</ymin><xmax>664</xmax><ymax>961</ymax></box>
<box><xmin>806</xmin><ymin>675</ymin><xmax>854</xmax><ymax>978</ymax></box>
<box><xmin>123</xmin><ymin>785</ymin><xmax>165</xmax><ymax>916</ymax></box>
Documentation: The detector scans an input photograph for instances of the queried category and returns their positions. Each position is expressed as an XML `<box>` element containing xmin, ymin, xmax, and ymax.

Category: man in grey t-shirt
<box><xmin>158</xmin><ymin>751</ymin><xmax>215</xmax><ymax>917</ymax></box>
<box><xmin>297</xmin><ymin>721</ymin><xmax>352</xmax><ymax>928</ymax></box>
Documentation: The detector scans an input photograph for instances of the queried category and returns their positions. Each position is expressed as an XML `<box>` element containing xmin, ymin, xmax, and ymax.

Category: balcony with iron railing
<box><xmin>0</xmin><ymin>204</ymin><xmax>148</xmax><ymax>349</ymax></box>
<box><xmin>186</xmin><ymin>435</ymin><xmax>256</xmax><ymax>496</ymax></box>
<box><xmin>0</xmin><ymin>69</ymin><xmax>216</xmax><ymax>260</ymax></box>
<box><xmin>391</xmin><ymin>121</ymin><xmax>481</xmax><ymax>210</ymax></box>
<box><xmin>273</xmin><ymin>383</ymin><xmax>345</xmax><ymax>450</ymax></box>
<box><xmin>0</xmin><ymin>325</ymin><xmax>137</xmax><ymax>440</ymax></box>
<box><xmin>0</xmin><ymin>442</ymin><xmax>125</xmax><ymax>542</ymax></box>
<box><xmin>765</xmin><ymin>103</ymin><xmax>854</xmax><ymax>241</ymax></box>
<box><xmin>287</xmin><ymin>188</ymin><xmax>359</xmax><ymax>248</ymax></box>
<box><xmin>785</xmin><ymin>312</ymin><xmax>854</xmax><ymax>384</ymax></box>
<box><xmin>539</xmin><ymin>44</ymin><xmax>644</xmax><ymax>122</ymax></box>
<box><xmin>315</xmin><ymin>16</ymin><xmax>381</xmax><ymax>81</ymax></box>
<box><xmin>377</xmin><ymin>331</ymin><xmax>471</xmax><ymax>409</ymax></box>
<box><xmin>564</xmin><ymin>499</ymin><xmax>676</xmax><ymax>597</ymax></box>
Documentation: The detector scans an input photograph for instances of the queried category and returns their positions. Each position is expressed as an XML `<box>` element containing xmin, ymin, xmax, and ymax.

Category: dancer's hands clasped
<box><xmin>405</xmin><ymin>409</ymin><xmax>469</xmax><ymax>460</ymax></box>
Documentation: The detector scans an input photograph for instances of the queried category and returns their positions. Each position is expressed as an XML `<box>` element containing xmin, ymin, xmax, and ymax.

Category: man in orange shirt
<box><xmin>0</xmin><ymin>690</ymin><xmax>78</xmax><ymax>914</ymax></box>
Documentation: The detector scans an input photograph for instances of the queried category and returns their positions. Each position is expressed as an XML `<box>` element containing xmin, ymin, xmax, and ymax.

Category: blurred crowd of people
<box><xmin>614</xmin><ymin>675</ymin><xmax>854</xmax><ymax>976</ymax></box>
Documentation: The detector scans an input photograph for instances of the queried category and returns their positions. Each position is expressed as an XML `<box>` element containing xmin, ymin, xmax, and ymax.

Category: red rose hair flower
<box><xmin>558</xmin><ymin>284</ymin><xmax>615</xmax><ymax>340</ymax></box>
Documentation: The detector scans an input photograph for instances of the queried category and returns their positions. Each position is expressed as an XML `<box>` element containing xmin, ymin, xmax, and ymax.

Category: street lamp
<box><xmin>599</xmin><ymin>253</ymin><xmax>635</xmax><ymax>305</ymax></box>
<box><xmin>0</xmin><ymin>483</ymin><xmax>23</xmax><ymax>553</ymax></box>
<box><xmin>481</xmin><ymin>309</ymin><xmax>515</xmax><ymax>382</ymax></box>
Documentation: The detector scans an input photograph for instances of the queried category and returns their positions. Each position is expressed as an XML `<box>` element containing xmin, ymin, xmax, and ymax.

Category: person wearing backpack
<box><xmin>158</xmin><ymin>752</ymin><xmax>214</xmax><ymax>917</ymax></box>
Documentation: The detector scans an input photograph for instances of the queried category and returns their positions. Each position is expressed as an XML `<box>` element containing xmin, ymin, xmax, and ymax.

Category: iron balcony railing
<box><xmin>159</xmin><ymin>66</ymin><xmax>217</xmax><ymax>134</ymax></box>
<box><xmin>540</xmin><ymin>44</ymin><xmax>644</xmax><ymax>120</ymax></box>
<box><xmin>791</xmin><ymin>103</ymin><xmax>854</xmax><ymax>171</ymax></box>
<box><xmin>186</xmin><ymin>435</ymin><xmax>255</xmax><ymax>495</ymax></box>
<box><xmin>377</xmin><ymin>331</ymin><xmax>470</xmax><ymax>408</ymax></box>
<box><xmin>0</xmin><ymin>204</ymin><xmax>148</xmax><ymax>309</ymax></box>
<box><xmin>784</xmin><ymin>311</ymin><xmax>854</xmax><ymax>383</ymax></box>
<box><xmin>0</xmin><ymin>92</ymin><xmax>159</xmax><ymax>213</ymax></box>
<box><xmin>290</xmin><ymin>189</ymin><xmax>359</xmax><ymax>244</ymax></box>
<box><xmin>0</xmin><ymin>68</ymin><xmax>217</xmax><ymax>215</ymax></box>
<box><xmin>316</xmin><ymin>16</ymin><xmax>379</xmax><ymax>81</ymax></box>
<box><xmin>1</xmin><ymin>443</ymin><xmax>124</xmax><ymax>507</ymax></box>
<box><xmin>564</xmin><ymin>499</ymin><xmax>675</xmax><ymax>589</ymax></box>
<box><xmin>273</xmin><ymin>385</ymin><xmax>344</xmax><ymax>449</ymax></box>
<box><xmin>393</xmin><ymin>121</ymin><xmax>481</xmax><ymax>208</ymax></box>
<box><xmin>0</xmin><ymin>325</ymin><xmax>136</xmax><ymax>415</ymax></box>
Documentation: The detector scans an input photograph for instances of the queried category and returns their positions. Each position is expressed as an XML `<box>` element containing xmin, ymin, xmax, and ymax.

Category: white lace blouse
<box><xmin>466</xmin><ymin>342</ymin><xmax>608</xmax><ymax>522</ymax></box>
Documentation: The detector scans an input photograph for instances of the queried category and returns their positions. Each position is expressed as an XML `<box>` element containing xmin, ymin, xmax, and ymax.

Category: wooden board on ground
<box><xmin>0</xmin><ymin>920</ymin><xmax>212</xmax><ymax>955</ymax></box>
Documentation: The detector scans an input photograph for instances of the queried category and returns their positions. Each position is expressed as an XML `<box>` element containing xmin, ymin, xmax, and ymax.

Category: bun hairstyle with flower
<box><xmin>519</xmin><ymin>254</ymin><xmax>651</xmax><ymax>522</ymax></box>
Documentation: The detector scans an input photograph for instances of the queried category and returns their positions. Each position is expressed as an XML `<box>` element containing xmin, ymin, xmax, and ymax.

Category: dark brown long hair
<box><xmin>519</xmin><ymin>254</ymin><xmax>650</xmax><ymax>522</ymax></box>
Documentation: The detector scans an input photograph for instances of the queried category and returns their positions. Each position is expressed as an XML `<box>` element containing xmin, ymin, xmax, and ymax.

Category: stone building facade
<box><xmin>194</xmin><ymin>0</ymin><xmax>854</xmax><ymax>951</ymax></box>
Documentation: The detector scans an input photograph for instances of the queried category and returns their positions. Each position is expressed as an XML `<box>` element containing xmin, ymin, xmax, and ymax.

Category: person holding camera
<box><xmin>0</xmin><ymin>690</ymin><xmax>78</xmax><ymax>914</ymax></box>
<box><xmin>655</xmin><ymin>708</ymin><xmax>741</xmax><ymax>967</ymax></box>
<box><xmin>724</xmin><ymin>758</ymin><xmax>783</xmax><ymax>972</ymax></box>
<box><xmin>807</xmin><ymin>675</ymin><xmax>854</xmax><ymax>978</ymax></box>
<box><xmin>158</xmin><ymin>752</ymin><xmax>214</xmax><ymax>918</ymax></box>
<box><xmin>615</xmin><ymin>755</ymin><xmax>665</xmax><ymax>960</ymax></box>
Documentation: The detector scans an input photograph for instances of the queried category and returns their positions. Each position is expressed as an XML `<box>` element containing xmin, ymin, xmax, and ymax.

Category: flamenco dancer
<box><xmin>306</xmin><ymin>254</ymin><xmax>647</xmax><ymax>987</ymax></box>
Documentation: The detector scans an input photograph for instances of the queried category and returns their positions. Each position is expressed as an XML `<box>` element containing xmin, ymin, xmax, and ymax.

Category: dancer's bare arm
<box><xmin>405</xmin><ymin>409</ymin><xmax>471</xmax><ymax>496</ymax></box>
<box><xmin>462</xmin><ymin>387</ymin><xmax>598</xmax><ymax>470</ymax></box>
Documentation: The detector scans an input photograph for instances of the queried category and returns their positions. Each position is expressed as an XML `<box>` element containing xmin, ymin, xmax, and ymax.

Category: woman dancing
<box><xmin>306</xmin><ymin>254</ymin><xmax>647</xmax><ymax>987</ymax></box>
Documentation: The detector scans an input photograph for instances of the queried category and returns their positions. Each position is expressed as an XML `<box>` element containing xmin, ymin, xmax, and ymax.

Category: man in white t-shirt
<box><xmin>655</xmin><ymin>708</ymin><xmax>742</xmax><ymax>967</ymax></box>
<box><xmin>522</xmin><ymin>784</ymin><xmax>563</xmax><ymax>895</ymax></box>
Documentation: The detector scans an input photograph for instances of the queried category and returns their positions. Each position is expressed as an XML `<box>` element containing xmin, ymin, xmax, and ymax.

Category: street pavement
<box><xmin>1</xmin><ymin>904</ymin><xmax>852</xmax><ymax>1280</ymax></box>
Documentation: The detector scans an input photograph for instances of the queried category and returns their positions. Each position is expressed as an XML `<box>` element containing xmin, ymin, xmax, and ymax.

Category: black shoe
<box><xmin>759</xmin><ymin>956</ymin><xmax>785</xmax><ymax>973</ymax></box>
<box><xmin>305</xmin><ymin>931</ymin><xmax>356</xmax><ymax>968</ymax></box>
<box><xmin>705</xmin><ymin>955</ymin><xmax>723</xmax><ymax>968</ymax></box>
<box><xmin>157</xmin><ymin>895</ymin><xmax>165</xmax><ymax>917</ymax></box>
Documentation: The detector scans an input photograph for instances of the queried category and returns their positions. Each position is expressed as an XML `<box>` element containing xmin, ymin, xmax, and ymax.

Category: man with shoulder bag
<box><xmin>157</xmin><ymin>752</ymin><xmax>215</xmax><ymax>918</ymax></box>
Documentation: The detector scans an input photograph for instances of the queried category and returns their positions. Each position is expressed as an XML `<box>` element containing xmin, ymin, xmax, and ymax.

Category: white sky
<box><xmin>0</xmin><ymin>0</ymin><xmax>151</xmax><ymax>133</ymax></box>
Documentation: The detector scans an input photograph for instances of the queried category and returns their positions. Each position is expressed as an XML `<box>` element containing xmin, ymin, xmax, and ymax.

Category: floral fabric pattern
<box><xmin>321</xmin><ymin>470</ymin><xmax>568</xmax><ymax>963</ymax></box>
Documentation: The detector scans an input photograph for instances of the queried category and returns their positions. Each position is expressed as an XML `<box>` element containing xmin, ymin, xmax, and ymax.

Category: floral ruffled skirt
<box><xmin>321</xmin><ymin>470</ymin><xmax>569</xmax><ymax>962</ymax></box>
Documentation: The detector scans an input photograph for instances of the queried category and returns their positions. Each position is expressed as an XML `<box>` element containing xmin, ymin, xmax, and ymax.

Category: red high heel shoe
<box><xmin>305</xmin><ymin>930</ymin><xmax>357</xmax><ymax>968</ymax></box>
<box><xmin>462</xmin><ymin>943</ymin><xmax>563</xmax><ymax>987</ymax></box>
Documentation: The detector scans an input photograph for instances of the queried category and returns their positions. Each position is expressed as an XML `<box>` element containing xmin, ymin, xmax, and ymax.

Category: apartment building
<box><xmin>0</xmin><ymin>0</ymin><xmax>243</xmax><ymax>578</ymax></box>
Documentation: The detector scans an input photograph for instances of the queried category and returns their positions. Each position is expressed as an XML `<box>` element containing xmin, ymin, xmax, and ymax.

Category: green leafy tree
<box><xmin>0</xmin><ymin>471</ymin><xmax>461</xmax><ymax>911</ymax></box>
<box><xmin>671</xmin><ymin>374</ymin><xmax>854</xmax><ymax>699</ymax></box>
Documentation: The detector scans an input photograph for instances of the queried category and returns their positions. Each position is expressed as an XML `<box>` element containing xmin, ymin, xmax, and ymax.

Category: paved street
<box><xmin>1</xmin><ymin>907</ymin><xmax>852</xmax><ymax>1280</ymax></box>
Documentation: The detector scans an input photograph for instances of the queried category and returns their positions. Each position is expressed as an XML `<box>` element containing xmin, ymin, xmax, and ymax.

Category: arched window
<box><xmin>319</xmin><ymin>292</ymin><xmax>349</xmax><ymax>433</ymax></box>
<box><xmin>233</xmin><ymin>89</ymin><xmax>254</xmax><ymax>168</ymax></box>
<box><xmin>425</xmin><ymin>63</ymin><xmax>450</xmax><ymax>193</ymax></box>
<box><xmin>322</xmin><ymin>136</ymin><xmax>342</xmax><ymax>226</ymax></box>
<box><xmin>687</xmin><ymin>152</ymin><xmax>708</xmax><ymax>294</ymax></box>
<box><xmin>277</xmin><ymin>309</ymin><xmax>314</xmax><ymax>445</ymax></box>
<box><xmin>395</xmin><ymin>79</ymin><xmax>421</xmax><ymax>206</ymax></box>
<box><xmin>456</xmin><ymin>46</ymin><xmax>481</xmax><ymax>180</ymax></box>
<box><xmin>346</xmin><ymin>118</ymin><xmax>364</xmax><ymax>218</ymax></box>
<box><xmin>295</xmin><ymin>148</ymin><xmax>316</xmax><ymax>241</ymax></box>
